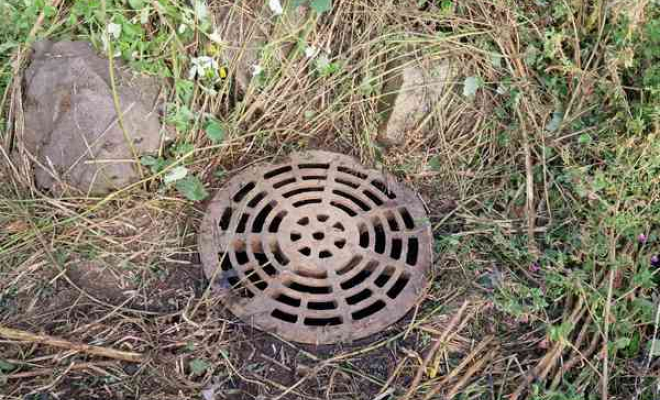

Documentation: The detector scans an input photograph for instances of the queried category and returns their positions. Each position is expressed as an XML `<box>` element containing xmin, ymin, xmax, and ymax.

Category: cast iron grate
<box><xmin>199</xmin><ymin>151</ymin><xmax>432</xmax><ymax>344</ymax></box>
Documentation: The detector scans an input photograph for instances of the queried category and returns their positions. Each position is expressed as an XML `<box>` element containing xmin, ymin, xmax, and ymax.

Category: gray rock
<box><xmin>377</xmin><ymin>57</ymin><xmax>454</xmax><ymax>146</ymax></box>
<box><xmin>21</xmin><ymin>40</ymin><xmax>162</xmax><ymax>195</ymax></box>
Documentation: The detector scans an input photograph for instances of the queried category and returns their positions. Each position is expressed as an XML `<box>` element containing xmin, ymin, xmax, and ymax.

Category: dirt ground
<box><xmin>0</xmin><ymin>170</ymin><xmax>542</xmax><ymax>399</ymax></box>
<box><xmin>2</xmin><ymin>0</ymin><xmax>660</xmax><ymax>399</ymax></box>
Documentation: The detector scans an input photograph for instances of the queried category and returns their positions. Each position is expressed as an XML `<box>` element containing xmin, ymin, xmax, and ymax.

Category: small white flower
<box><xmin>268</xmin><ymin>0</ymin><xmax>284</xmax><ymax>15</ymax></box>
<box><xmin>194</xmin><ymin>0</ymin><xmax>209</xmax><ymax>21</ymax></box>
<box><xmin>304</xmin><ymin>45</ymin><xmax>318</xmax><ymax>59</ymax></box>
<box><xmin>316</xmin><ymin>53</ymin><xmax>330</xmax><ymax>69</ymax></box>
<box><xmin>100</xmin><ymin>34</ymin><xmax>121</xmax><ymax>58</ymax></box>
<box><xmin>251</xmin><ymin>64</ymin><xmax>263</xmax><ymax>77</ymax></box>
<box><xmin>107</xmin><ymin>22</ymin><xmax>122</xmax><ymax>39</ymax></box>
<box><xmin>209</xmin><ymin>29</ymin><xmax>223</xmax><ymax>45</ymax></box>
<box><xmin>189</xmin><ymin>56</ymin><xmax>219</xmax><ymax>80</ymax></box>
<box><xmin>178</xmin><ymin>24</ymin><xmax>188</xmax><ymax>34</ymax></box>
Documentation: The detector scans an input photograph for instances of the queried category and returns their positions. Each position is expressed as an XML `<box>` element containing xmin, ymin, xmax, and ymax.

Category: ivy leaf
<box><xmin>0</xmin><ymin>359</ymin><xmax>15</xmax><ymax>372</ymax></box>
<box><xmin>545</xmin><ymin>111</ymin><xmax>563</xmax><ymax>132</ymax></box>
<box><xmin>164</xmin><ymin>166</ymin><xmax>189</xmax><ymax>184</ymax></box>
<box><xmin>140</xmin><ymin>155</ymin><xmax>158</xmax><ymax>166</ymax></box>
<box><xmin>189</xmin><ymin>358</ymin><xmax>209</xmax><ymax>376</ymax></box>
<box><xmin>429</xmin><ymin>156</ymin><xmax>442</xmax><ymax>171</ymax></box>
<box><xmin>462</xmin><ymin>76</ymin><xmax>483</xmax><ymax>98</ymax></box>
<box><xmin>128</xmin><ymin>0</ymin><xmax>144</xmax><ymax>9</ymax></box>
<box><xmin>176</xmin><ymin>176</ymin><xmax>209</xmax><ymax>201</ymax></box>
<box><xmin>205</xmin><ymin>120</ymin><xmax>225</xmax><ymax>144</ymax></box>
<box><xmin>310</xmin><ymin>0</ymin><xmax>332</xmax><ymax>14</ymax></box>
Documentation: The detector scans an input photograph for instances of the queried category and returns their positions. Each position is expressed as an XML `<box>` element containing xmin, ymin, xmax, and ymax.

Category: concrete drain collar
<box><xmin>199</xmin><ymin>151</ymin><xmax>432</xmax><ymax>344</ymax></box>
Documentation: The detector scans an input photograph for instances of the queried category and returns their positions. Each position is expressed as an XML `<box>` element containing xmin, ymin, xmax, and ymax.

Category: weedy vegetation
<box><xmin>1</xmin><ymin>0</ymin><xmax>659</xmax><ymax>399</ymax></box>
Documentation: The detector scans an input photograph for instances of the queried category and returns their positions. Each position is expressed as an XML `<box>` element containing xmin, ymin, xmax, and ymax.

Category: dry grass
<box><xmin>2</xmin><ymin>0</ymin><xmax>659</xmax><ymax>399</ymax></box>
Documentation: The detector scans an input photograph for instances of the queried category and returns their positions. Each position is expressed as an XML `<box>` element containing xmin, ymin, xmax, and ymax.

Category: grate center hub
<box><xmin>280</xmin><ymin>204</ymin><xmax>358</xmax><ymax>269</ymax></box>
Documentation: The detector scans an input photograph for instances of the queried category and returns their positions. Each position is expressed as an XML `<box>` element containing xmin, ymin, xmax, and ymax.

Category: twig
<box><xmin>5</xmin><ymin>361</ymin><xmax>118</xmax><ymax>379</ymax></box>
<box><xmin>602</xmin><ymin>268</ymin><xmax>615</xmax><ymax>400</ymax></box>
<box><xmin>0</xmin><ymin>325</ymin><xmax>144</xmax><ymax>363</ymax></box>
<box><xmin>422</xmin><ymin>335</ymin><xmax>495</xmax><ymax>400</ymax></box>
<box><xmin>372</xmin><ymin>388</ymin><xmax>395</xmax><ymax>400</ymax></box>
<box><xmin>100</xmin><ymin>0</ymin><xmax>145</xmax><ymax>184</ymax></box>
<box><xmin>633</xmin><ymin>300</ymin><xmax>660</xmax><ymax>399</ymax></box>
<box><xmin>517</xmin><ymin>107</ymin><xmax>539</xmax><ymax>258</ymax></box>
<box><xmin>510</xmin><ymin>296</ymin><xmax>585</xmax><ymax>400</ymax></box>
<box><xmin>400</xmin><ymin>301</ymin><xmax>472</xmax><ymax>400</ymax></box>
<box><xmin>602</xmin><ymin>224</ymin><xmax>618</xmax><ymax>400</ymax></box>
<box><xmin>446</xmin><ymin>349</ymin><xmax>496</xmax><ymax>399</ymax></box>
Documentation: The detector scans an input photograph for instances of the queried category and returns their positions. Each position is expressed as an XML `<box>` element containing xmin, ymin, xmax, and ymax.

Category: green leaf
<box><xmin>189</xmin><ymin>358</ymin><xmax>209</xmax><ymax>376</ymax></box>
<box><xmin>176</xmin><ymin>176</ymin><xmax>209</xmax><ymax>201</ymax></box>
<box><xmin>0</xmin><ymin>359</ymin><xmax>15</xmax><ymax>372</ymax></box>
<box><xmin>214</xmin><ymin>168</ymin><xmax>226</xmax><ymax>179</ymax></box>
<box><xmin>545</xmin><ymin>111</ymin><xmax>563</xmax><ymax>132</ymax></box>
<box><xmin>614</xmin><ymin>337</ymin><xmax>631</xmax><ymax>350</ymax></box>
<box><xmin>429</xmin><ymin>156</ymin><xmax>442</xmax><ymax>171</ymax></box>
<box><xmin>310</xmin><ymin>0</ymin><xmax>332</xmax><ymax>13</ymax></box>
<box><xmin>462</xmin><ymin>76</ymin><xmax>483</xmax><ymax>98</ymax></box>
<box><xmin>174</xmin><ymin>142</ymin><xmax>194</xmax><ymax>157</ymax></box>
<box><xmin>164</xmin><ymin>166</ymin><xmax>188</xmax><ymax>184</ymax></box>
<box><xmin>140</xmin><ymin>155</ymin><xmax>158</xmax><ymax>166</ymax></box>
<box><xmin>128</xmin><ymin>0</ymin><xmax>144</xmax><ymax>9</ymax></box>
<box><xmin>578</xmin><ymin>133</ymin><xmax>593</xmax><ymax>145</ymax></box>
<box><xmin>627</xmin><ymin>331</ymin><xmax>641</xmax><ymax>357</ymax></box>
<box><xmin>205</xmin><ymin>120</ymin><xmax>225</xmax><ymax>144</ymax></box>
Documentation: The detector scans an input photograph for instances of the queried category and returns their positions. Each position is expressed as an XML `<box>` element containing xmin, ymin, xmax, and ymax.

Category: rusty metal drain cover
<box><xmin>198</xmin><ymin>151</ymin><xmax>432</xmax><ymax>344</ymax></box>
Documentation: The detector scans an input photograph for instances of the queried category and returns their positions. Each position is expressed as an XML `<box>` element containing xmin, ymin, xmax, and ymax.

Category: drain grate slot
<box><xmin>273</xmin><ymin>177</ymin><xmax>296</xmax><ymax>189</ymax></box>
<box><xmin>337</xmin><ymin>256</ymin><xmax>362</xmax><ymax>275</ymax></box>
<box><xmin>332</xmin><ymin>190</ymin><xmax>371</xmax><ymax>211</ymax></box>
<box><xmin>272</xmin><ymin>309</ymin><xmax>297</xmax><ymax>323</ymax></box>
<box><xmin>287</xmin><ymin>281</ymin><xmax>332</xmax><ymax>295</ymax></box>
<box><xmin>236</xmin><ymin>214</ymin><xmax>249</xmax><ymax>233</ymax></box>
<box><xmin>248</xmin><ymin>192</ymin><xmax>267</xmax><ymax>208</ymax></box>
<box><xmin>338</xmin><ymin>166</ymin><xmax>367</xmax><ymax>180</ymax></box>
<box><xmin>219</xmin><ymin>208</ymin><xmax>232</xmax><ymax>230</ymax></box>
<box><xmin>330</xmin><ymin>201</ymin><xmax>357</xmax><ymax>217</ymax></box>
<box><xmin>283</xmin><ymin>187</ymin><xmax>324</xmax><ymax>198</ymax></box>
<box><xmin>252</xmin><ymin>201</ymin><xmax>276</xmax><ymax>233</ymax></box>
<box><xmin>372</xmin><ymin>179</ymin><xmax>396</xmax><ymax>199</ymax></box>
<box><xmin>299</xmin><ymin>163</ymin><xmax>330</xmax><ymax>170</ymax></box>
<box><xmin>308</xmin><ymin>300</ymin><xmax>337</xmax><ymax>310</ymax></box>
<box><xmin>352</xmin><ymin>300</ymin><xmax>386</xmax><ymax>321</ymax></box>
<box><xmin>233</xmin><ymin>182</ymin><xmax>256</xmax><ymax>202</ymax></box>
<box><xmin>406</xmin><ymin>238</ymin><xmax>419</xmax><ymax>266</ymax></box>
<box><xmin>387</xmin><ymin>274</ymin><xmax>410</xmax><ymax>299</ymax></box>
<box><xmin>346</xmin><ymin>288</ymin><xmax>372</xmax><ymax>305</ymax></box>
<box><xmin>264</xmin><ymin>166</ymin><xmax>292</xmax><ymax>179</ymax></box>
<box><xmin>199</xmin><ymin>151</ymin><xmax>431</xmax><ymax>344</ymax></box>
<box><xmin>293</xmin><ymin>199</ymin><xmax>322</xmax><ymax>207</ymax></box>
<box><xmin>276</xmin><ymin>293</ymin><xmax>301</xmax><ymax>307</ymax></box>
<box><xmin>400</xmin><ymin>208</ymin><xmax>415</xmax><ymax>230</ymax></box>
<box><xmin>304</xmin><ymin>316</ymin><xmax>342</xmax><ymax>326</ymax></box>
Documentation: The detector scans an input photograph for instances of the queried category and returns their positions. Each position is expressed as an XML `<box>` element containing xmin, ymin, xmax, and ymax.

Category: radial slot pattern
<box><xmin>199</xmin><ymin>151</ymin><xmax>432</xmax><ymax>344</ymax></box>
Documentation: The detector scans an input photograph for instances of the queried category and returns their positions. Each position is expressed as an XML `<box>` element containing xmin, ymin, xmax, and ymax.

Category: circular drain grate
<box><xmin>199</xmin><ymin>151</ymin><xmax>432</xmax><ymax>344</ymax></box>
